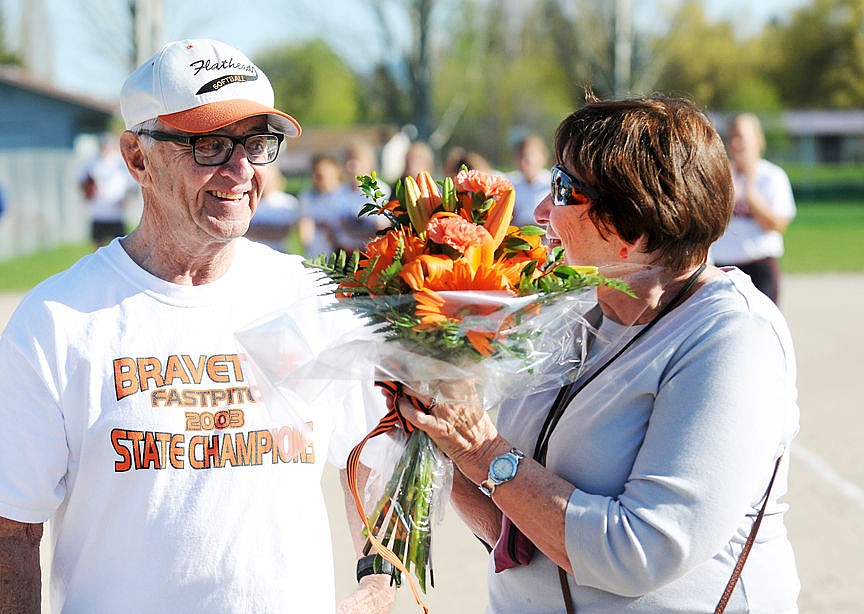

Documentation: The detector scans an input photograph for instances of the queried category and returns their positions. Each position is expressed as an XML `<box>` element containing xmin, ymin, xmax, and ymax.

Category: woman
<box><xmin>711</xmin><ymin>113</ymin><xmax>797</xmax><ymax>305</ymax></box>
<box><xmin>402</xmin><ymin>97</ymin><xmax>800</xmax><ymax>612</ymax></box>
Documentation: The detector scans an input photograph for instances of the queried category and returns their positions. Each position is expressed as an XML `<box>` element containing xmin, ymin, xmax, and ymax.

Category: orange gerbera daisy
<box><xmin>413</xmin><ymin>268</ymin><xmax>516</xmax><ymax>357</ymax></box>
<box><xmin>348</xmin><ymin>227</ymin><xmax>424</xmax><ymax>292</ymax></box>
<box><xmin>414</xmin><ymin>288</ymin><xmax>506</xmax><ymax>356</ymax></box>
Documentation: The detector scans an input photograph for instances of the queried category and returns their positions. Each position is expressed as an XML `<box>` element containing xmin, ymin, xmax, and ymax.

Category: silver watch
<box><xmin>479</xmin><ymin>448</ymin><xmax>525</xmax><ymax>497</ymax></box>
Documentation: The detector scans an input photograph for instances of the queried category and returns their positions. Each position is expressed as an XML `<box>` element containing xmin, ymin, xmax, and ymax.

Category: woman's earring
<box><xmin>619</xmin><ymin>246</ymin><xmax>629</xmax><ymax>259</ymax></box>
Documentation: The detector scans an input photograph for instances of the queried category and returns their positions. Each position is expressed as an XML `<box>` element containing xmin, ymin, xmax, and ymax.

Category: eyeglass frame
<box><xmin>551</xmin><ymin>163</ymin><xmax>601</xmax><ymax>207</ymax></box>
<box><xmin>135</xmin><ymin>130</ymin><xmax>285</xmax><ymax>166</ymax></box>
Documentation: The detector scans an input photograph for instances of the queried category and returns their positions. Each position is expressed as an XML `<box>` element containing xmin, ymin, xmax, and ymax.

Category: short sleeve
<box><xmin>0</xmin><ymin>319</ymin><xmax>69</xmax><ymax>522</ymax></box>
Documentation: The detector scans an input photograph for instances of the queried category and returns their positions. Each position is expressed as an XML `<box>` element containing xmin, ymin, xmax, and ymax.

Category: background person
<box><xmin>297</xmin><ymin>153</ymin><xmax>356</xmax><ymax>257</ymax></box>
<box><xmin>401</xmin><ymin>140</ymin><xmax>436</xmax><ymax>180</ymax></box>
<box><xmin>339</xmin><ymin>140</ymin><xmax>390</xmax><ymax>251</ymax></box>
<box><xmin>245</xmin><ymin>162</ymin><xmax>301</xmax><ymax>252</ymax></box>
<box><xmin>401</xmin><ymin>97</ymin><xmax>800</xmax><ymax>613</ymax></box>
<box><xmin>506</xmin><ymin>133</ymin><xmax>552</xmax><ymax>228</ymax></box>
<box><xmin>710</xmin><ymin>112</ymin><xmax>796</xmax><ymax>304</ymax></box>
<box><xmin>0</xmin><ymin>39</ymin><xmax>395</xmax><ymax>614</ymax></box>
<box><xmin>78</xmin><ymin>132</ymin><xmax>137</xmax><ymax>248</ymax></box>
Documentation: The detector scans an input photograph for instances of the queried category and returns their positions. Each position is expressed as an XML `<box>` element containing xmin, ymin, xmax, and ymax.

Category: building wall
<box><xmin>0</xmin><ymin>83</ymin><xmax>113</xmax><ymax>149</ymax></box>
<box><xmin>0</xmin><ymin>149</ymin><xmax>89</xmax><ymax>260</ymax></box>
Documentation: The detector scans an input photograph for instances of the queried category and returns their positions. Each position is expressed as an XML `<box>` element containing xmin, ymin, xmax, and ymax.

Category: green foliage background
<box><xmin>246</xmin><ymin>0</ymin><xmax>864</xmax><ymax>167</ymax></box>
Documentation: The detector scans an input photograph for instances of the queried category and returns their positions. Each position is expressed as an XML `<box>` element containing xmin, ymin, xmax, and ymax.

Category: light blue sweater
<box><xmin>490</xmin><ymin>268</ymin><xmax>800</xmax><ymax>613</ymax></box>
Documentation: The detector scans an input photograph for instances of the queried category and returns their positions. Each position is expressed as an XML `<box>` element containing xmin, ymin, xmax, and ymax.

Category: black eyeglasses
<box><xmin>137</xmin><ymin>130</ymin><xmax>284</xmax><ymax>166</ymax></box>
<box><xmin>551</xmin><ymin>164</ymin><xmax>600</xmax><ymax>207</ymax></box>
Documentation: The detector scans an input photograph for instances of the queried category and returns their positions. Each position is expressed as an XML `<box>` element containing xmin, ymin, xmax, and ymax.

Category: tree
<box><xmin>256</xmin><ymin>40</ymin><xmax>361</xmax><ymax>126</ymax></box>
<box><xmin>530</xmin><ymin>0</ymin><xmax>657</xmax><ymax>105</ymax></box>
<box><xmin>433</xmin><ymin>0</ymin><xmax>572</xmax><ymax>164</ymax></box>
<box><xmin>650</xmin><ymin>0</ymin><xmax>776</xmax><ymax>111</ymax></box>
<box><xmin>0</xmin><ymin>5</ymin><xmax>20</xmax><ymax>66</ymax></box>
<box><xmin>356</xmin><ymin>0</ymin><xmax>443</xmax><ymax>141</ymax></box>
<box><xmin>762</xmin><ymin>0</ymin><xmax>864</xmax><ymax>108</ymax></box>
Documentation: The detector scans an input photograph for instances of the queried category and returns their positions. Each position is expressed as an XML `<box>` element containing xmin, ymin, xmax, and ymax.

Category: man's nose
<box><xmin>219</xmin><ymin>143</ymin><xmax>255</xmax><ymax>178</ymax></box>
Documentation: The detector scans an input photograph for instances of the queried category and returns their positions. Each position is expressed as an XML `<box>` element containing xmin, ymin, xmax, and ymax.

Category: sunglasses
<box><xmin>137</xmin><ymin>130</ymin><xmax>284</xmax><ymax>166</ymax></box>
<box><xmin>551</xmin><ymin>164</ymin><xmax>600</xmax><ymax>207</ymax></box>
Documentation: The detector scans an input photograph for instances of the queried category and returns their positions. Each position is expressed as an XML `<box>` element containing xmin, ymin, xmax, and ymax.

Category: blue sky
<box><xmin>2</xmin><ymin>0</ymin><xmax>810</xmax><ymax>103</ymax></box>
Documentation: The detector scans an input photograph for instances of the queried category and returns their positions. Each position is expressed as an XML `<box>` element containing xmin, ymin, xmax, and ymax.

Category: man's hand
<box><xmin>336</xmin><ymin>574</ymin><xmax>397</xmax><ymax>613</ymax></box>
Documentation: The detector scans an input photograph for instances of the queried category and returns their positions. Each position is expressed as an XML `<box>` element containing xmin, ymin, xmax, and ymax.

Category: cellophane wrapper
<box><xmin>235</xmin><ymin>281</ymin><xmax>611</xmax><ymax>593</ymax></box>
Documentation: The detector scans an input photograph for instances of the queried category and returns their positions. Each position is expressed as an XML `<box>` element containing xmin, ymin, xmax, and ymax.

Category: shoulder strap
<box><xmin>536</xmin><ymin>263</ymin><xmax>706</xmax><ymax>463</ymax></box>
<box><xmin>544</xmin><ymin>264</ymin><xmax>706</xmax><ymax>613</ymax></box>
<box><xmin>714</xmin><ymin>454</ymin><xmax>784</xmax><ymax>613</ymax></box>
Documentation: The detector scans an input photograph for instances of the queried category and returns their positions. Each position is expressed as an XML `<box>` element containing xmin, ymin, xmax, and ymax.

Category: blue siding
<box><xmin>0</xmin><ymin>82</ymin><xmax>114</xmax><ymax>149</ymax></box>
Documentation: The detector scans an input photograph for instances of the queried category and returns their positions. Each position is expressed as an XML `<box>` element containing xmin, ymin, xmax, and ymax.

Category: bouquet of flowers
<box><xmin>301</xmin><ymin>167</ymin><xmax>633</xmax><ymax>611</ymax></box>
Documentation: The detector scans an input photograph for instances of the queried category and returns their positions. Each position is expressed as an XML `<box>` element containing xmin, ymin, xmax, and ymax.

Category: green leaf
<box><xmin>501</xmin><ymin>236</ymin><xmax>532</xmax><ymax>251</ymax></box>
<box><xmin>518</xmin><ymin>225</ymin><xmax>546</xmax><ymax>236</ymax></box>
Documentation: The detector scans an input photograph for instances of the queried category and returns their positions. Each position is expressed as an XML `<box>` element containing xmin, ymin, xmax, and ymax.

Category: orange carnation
<box><xmin>454</xmin><ymin>169</ymin><xmax>513</xmax><ymax>199</ymax></box>
<box><xmin>426</xmin><ymin>215</ymin><xmax>488</xmax><ymax>253</ymax></box>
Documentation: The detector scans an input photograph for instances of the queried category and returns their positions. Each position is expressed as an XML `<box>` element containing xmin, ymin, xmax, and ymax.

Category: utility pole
<box><xmin>134</xmin><ymin>0</ymin><xmax>165</xmax><ymax>67</ymax></box>
<box><xmin>19</xmin><ymin>0</ymin><xmax>53</xmax><ymax>79</ymax></box>
<box><xmin>613</xmin><ymin>0</ymin><xmax>632</xmax><ymax>98</ymax></box>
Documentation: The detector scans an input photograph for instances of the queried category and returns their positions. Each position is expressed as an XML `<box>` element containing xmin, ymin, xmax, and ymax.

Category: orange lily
<box><xmin>416</xmin><ymin>171</ymin><xmax>443</xmax><ymax>218</ymax></box>
<box><xmin>482</xmin><ymin>187</ymin><xmax>516</xmax><ymax>249</ymax></box>
<box><xmin>400</xmin><ymin>254</ymin><xmax>454</xmax><ymax>291</ymax></box>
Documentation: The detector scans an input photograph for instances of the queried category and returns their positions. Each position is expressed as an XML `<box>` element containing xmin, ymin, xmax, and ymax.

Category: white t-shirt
<box><xmin>0</xmin><ymin>238</ymin><xmax>383</xmax><ymax>613</ymax></box>
<box><xmin>79</xmin><ymin>150</ymin><xmax>136</xmax><ymax>223</ymax></box>
<box><xmin>247</xmin><ymin>190</ymin><xmax>301</xmax><ymax>251</ymax></box>
<box><xmin>710</xmin><ymin>159</ymin><xmax>796</xmax><ymax>264</ymax></box>
<box><xmin>507</xmin><ymin>169</ymin><xmax>552</xmax><ymax>229</ymax></box>
<box><xmin>299</xmin><ymin>185</ymin><xmax>376</xmax><ymax>256</ymax></box>
<box><xmin>489</xmin><ymin>269</ymin><xmax>800</xmax><ymax>613</ymax></box>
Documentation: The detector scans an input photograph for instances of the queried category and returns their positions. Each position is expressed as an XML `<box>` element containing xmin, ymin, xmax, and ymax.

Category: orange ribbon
<box><xmin>345</xmin><ymin>380</ymin><xmax>431</xmax><ymax>613</ymax></box>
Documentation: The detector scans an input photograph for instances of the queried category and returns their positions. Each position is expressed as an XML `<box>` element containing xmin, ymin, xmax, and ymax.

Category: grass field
<box><xmin>782</xmin><ymin>202</ymin><xmax>864</xmax><ymax>272</ymax></box>
<box><xmin>0</xmin><ymin>201</ymin><xmax>862</xmax><ymax>291</ymax></box>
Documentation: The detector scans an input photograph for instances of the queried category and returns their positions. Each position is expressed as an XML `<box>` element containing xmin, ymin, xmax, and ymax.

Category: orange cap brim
<box><xmin>158</xmin><ymin>100</ymin><xmax>301</xmax><ymax>137</ymax></box>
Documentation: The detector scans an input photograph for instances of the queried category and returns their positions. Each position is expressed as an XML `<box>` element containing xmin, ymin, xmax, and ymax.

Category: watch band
<box><xmin>356</xmin><ymin>554</ymin><xmax>395</xmax><ymax>582</ymax></box>
<box><xmin>478</xmin><ymin>478</ymin><xmax>498</xmax><ymax>497</ymax></box>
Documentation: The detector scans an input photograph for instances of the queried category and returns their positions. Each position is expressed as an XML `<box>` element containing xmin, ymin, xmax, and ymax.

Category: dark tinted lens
<box><xmin>551</xmin><ymin>165</ymin><xmax>598</xmax><ymax>206</ymax></box>
<box><xmin>551</xmin><ymin>166</ymin><xmax>574</xmax><ymax>206</ymax></box>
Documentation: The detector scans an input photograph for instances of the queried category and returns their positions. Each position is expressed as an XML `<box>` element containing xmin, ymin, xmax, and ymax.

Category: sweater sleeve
<box><xmin>564</xmin><ymin>308</ymin><xmax>795</xmax><ymax>596</ymax></box>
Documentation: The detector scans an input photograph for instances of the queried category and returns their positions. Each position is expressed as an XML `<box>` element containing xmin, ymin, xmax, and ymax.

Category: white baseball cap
<box><xmin>120</xmin><ymin>39</ymin><xmax>301</xmax><ymax>137</ymax></box>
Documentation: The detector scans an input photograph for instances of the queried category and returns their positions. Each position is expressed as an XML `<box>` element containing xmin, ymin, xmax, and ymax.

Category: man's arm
<box><xmin>0</xmin><ymin>516</ymin><xmax>42</xmax><ymax>614</ymax></box>
<box><xmin>336</xmin><ymin>466</ymin><xmax>396</xmax><ymax>614</ymax></box>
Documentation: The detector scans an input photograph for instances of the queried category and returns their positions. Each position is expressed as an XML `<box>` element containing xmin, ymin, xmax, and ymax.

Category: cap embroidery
<box><xmin>195</xmin><ymin>73</ymin><xmax>259</xmax><ymax>95</ymax></box>
<box><xmin>189</xmin><ymin>57</ymin><xmax>256</xmax><ymax>76</ymax></box>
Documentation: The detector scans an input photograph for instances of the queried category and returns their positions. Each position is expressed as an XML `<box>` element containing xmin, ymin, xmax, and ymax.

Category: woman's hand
<box><xmin>399</xmin><ymin>379</ymin><xmax>502</xmax><ymax>483</ymax></box>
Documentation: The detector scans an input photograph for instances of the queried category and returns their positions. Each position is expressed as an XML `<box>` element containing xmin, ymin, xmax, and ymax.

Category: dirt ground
<box><xmin>2</xmin><ymin>272</ymin><xmax>862</xmax><ymax>613</ymax></box>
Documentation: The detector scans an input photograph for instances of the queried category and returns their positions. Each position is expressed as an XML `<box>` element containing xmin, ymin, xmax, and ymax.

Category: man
<box><xmin>297</xmin><ymin>154</ymin><xmax>357</xmax><ymax>257</ymax></box>
<box><xmin>0</xmin><ymin>39</ymin><xmax>395</xmax><ymax>613</ymax></box>
<box><xmin>710</xmin><ymin>113</ymin><xmax>796</xmax><ymax>304</ymax></box>
<box><xmin>78</xmin><ymin>133</ymin><xmax>137</xmax><ymax>248</ymax></box>
<box><xmin>506</xmin><ymin>134</ymin><xmax>552</xmax><ymax>228</ymax></box>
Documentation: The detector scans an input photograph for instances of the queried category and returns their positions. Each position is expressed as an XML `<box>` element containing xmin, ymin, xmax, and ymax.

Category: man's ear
<box><xmin>119</xmin><ymin>131</ymin><xmax>149</xmax><ymax>186</ymax></box>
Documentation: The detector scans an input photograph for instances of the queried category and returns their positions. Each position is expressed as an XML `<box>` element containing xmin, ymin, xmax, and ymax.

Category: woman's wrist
<box><xmin>450</xmin><ymin>432</ymin><xmax>511</xmax><ymax>485</ymax></box>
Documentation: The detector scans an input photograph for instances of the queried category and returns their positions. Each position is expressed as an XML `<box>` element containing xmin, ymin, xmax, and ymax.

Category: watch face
<box><xmin>490</xmin><ymin>454</ymin><xmax>517</xmax><ymax>481</ymax></box>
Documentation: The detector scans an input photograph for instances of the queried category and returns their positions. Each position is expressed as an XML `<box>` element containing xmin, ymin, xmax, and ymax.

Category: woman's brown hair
<box><xmin>554</xmin><ymin>96</ymin><xmax>734</xmax><ymax>271</ymax></box>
